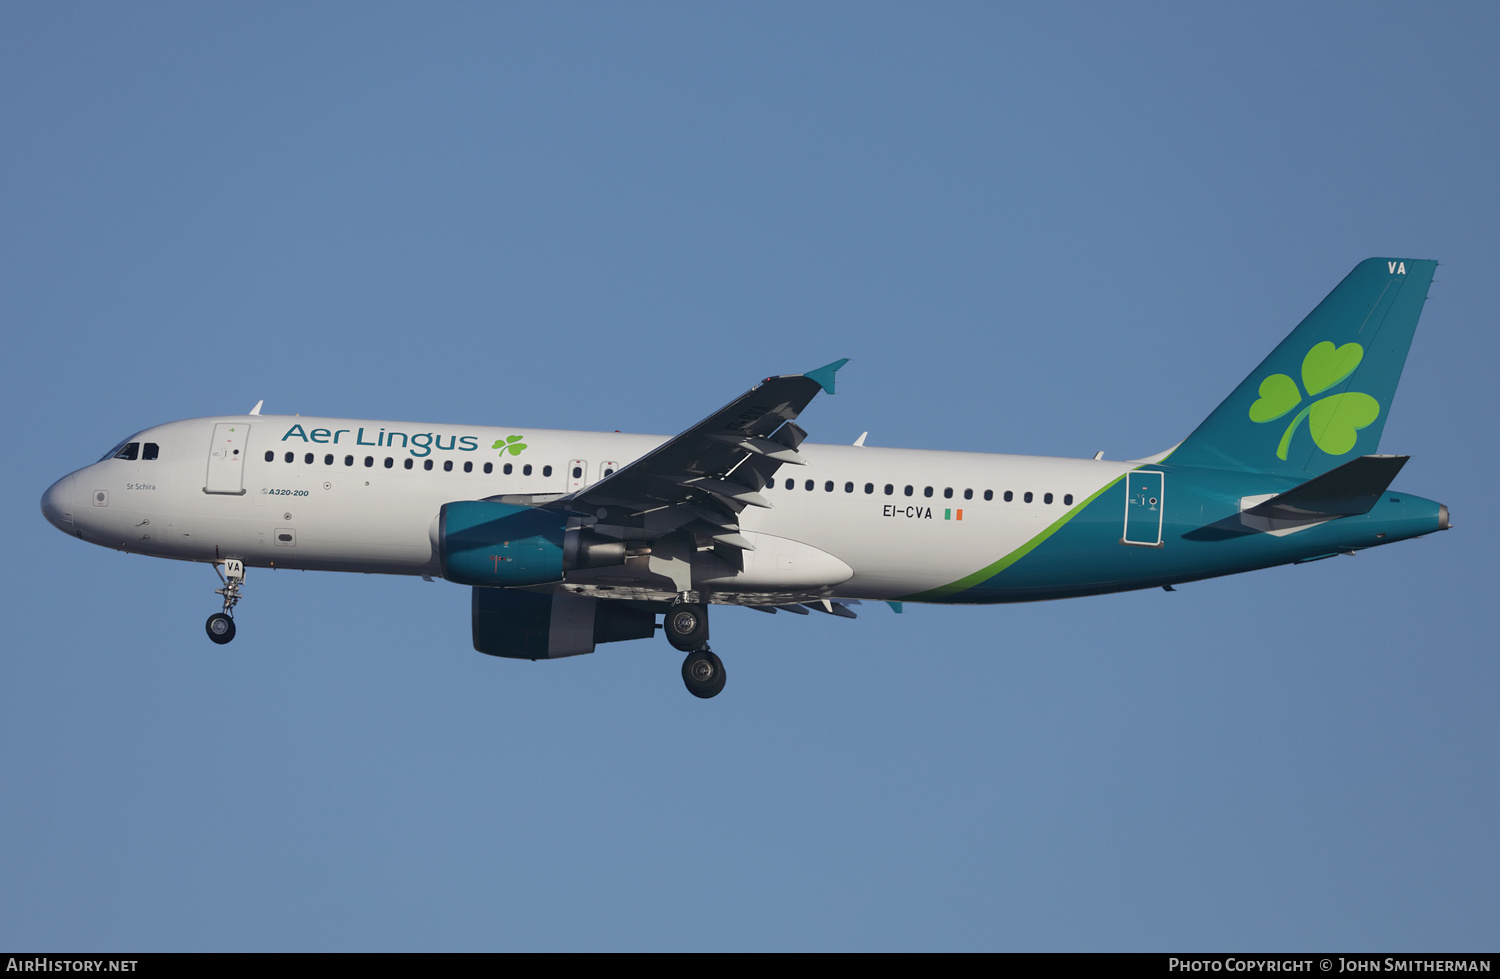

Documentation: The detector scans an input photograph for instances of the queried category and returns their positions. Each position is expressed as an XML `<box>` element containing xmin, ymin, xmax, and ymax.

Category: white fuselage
<box><xmin>44</xmin><ymin>414</ymin><xmax>1138</xmax><ymax>603</ymax></box>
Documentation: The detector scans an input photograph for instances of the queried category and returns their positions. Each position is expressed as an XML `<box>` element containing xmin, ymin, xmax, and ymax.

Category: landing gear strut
<box><xmin>206</xmin><ymin>559</ymin><xmax>244</xmax><ymax>645</ymax></box>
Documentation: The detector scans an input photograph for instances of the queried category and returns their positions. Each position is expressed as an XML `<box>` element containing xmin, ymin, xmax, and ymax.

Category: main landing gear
<box><xmin>665</xmin><ymin>601</ymin><xmax>726</xmax><ymax>699</ymax></box>
<box><xmin>682</xmin><ymin>648</ymin><xmax>726</xmax><ymax>699</ymax></box>
<box><xmin>206</xmin><ymin>559</ymin><xmax>244</xmax><ymax>645</ymax></box>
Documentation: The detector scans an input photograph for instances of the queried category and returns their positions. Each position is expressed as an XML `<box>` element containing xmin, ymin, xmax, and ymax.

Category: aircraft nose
<box><xmin>41</xmin><ymin>474</ymin><xmax>75</xmax><ymax>533</ymax></box>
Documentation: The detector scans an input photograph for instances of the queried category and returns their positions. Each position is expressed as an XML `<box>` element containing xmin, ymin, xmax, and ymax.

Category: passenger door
<box><xmin>205</xmin><ymin>423</ymin><xmax>249</xmax><ymax>495</ymax></box>
<box><xmin>1122</xmin><ymin>471</ymin><xmax>1164</xmax><ymax>547</ymax></box>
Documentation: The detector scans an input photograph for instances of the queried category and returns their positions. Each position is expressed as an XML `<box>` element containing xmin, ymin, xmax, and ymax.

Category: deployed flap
<box><xmin>1244</xmin><ymin>454</ymin><xmax>1409</xmax><ymax>521</ymax></box>
<box><xmin>553</xmin><ymin>361</ymin><xmax>847</xmax><ymax>521</ymax></box>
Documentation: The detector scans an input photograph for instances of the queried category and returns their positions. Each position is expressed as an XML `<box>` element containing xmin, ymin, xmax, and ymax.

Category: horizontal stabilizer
<box><xmin>1243</xmin><ymin>454</ymin><xmax>1409</xmax><ymax>521</ymax></box>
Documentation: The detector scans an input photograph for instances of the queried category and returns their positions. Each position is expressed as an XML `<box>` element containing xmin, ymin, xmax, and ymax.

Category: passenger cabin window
<box><xmin>504</xmin><ymin>463</ymin><xmax>513</xmax><ymax>475</ymax></box>
<box><xmin>384</xmin><ymin>457</ymin><xmax>394</xmax><ymax>469</ymax></box>
<box><xmin>444</xmin><ymin>460</ymin><xmax>453</xmax><ymax>472</ymax></box>
<box><xmin>845</xmin><ymin>482</ymin><xmax>854</xmax><ymax>493</ymax></box>
<box><xmin>523</xmin><ymin>464</ymin><xmax>533</xmax><ymax>476</ymax></box>
<box><xmin>304</xmin><ymin>453</ymin><xmax>313</xmax><ymax>464</ymax></box>
<box><xmin>483</xmin><ymin>462</ymin><xmax>492</xmax><ymax>474</ymax></box>
<box><xmin>324</xmin><ymin>454</ymin><xmax>334</xmax><ymax>465</ymax></box>
<box><xmin>543</xmin><ymin>465</ymin><xmax>552</xmax><ymax>477</ymax></box>
<box><xmin>572</xmin><ymin>466</ymin><xmax>582</xmax><ymax>479</ymax></box>
<box><xmin>1024</xmin><ymin>491</ymin><xmax>1033</xmax><ymax>503</ymax></box>
<box><xmin>985</xmin><ymin>490</ymin><xmax>994</xmax><ymax>501</ymax></box>
<box><xmin>264</xmin><ymin>451</ymin><xmax>274</xmax><ymax>463</ymax></box>
<box><xmin>423</xmin><ymin>460</ymin><xmax>433</xmax><ymax>471</ymax></box>
<box><xmin>923</xmin><ymin>486</ymin><xmax>933</xmax><ymax>498</ymax></box>
<box><xmin>142</xmin><ymin>443</ymin><xmax>160</xmax><ymax>461</ymax></box>
<box><xmin>865</xmin><ymin>483</ymin><xmax>874</xmax><ymax>494</ymax></box>
<box><xmin>1002</xmin><ymin>491</ymin><xmax>1011</xmax><ymax>502</ymax></box>
<box><xmin>805</xmin><ymin>479</ymin><xmax>814</xmax><ymax>491</ymax></box>
<box><xmin>405</xmin><ymin>459</ymin><xmax>414</xmax><ymax>470</ymax></box>
<box><xmin>364</xmin><ymin>456</ymin><xmax>374</xmax><ymax>467</ymax></box>
<box><xmin>463</xmin><ymin>461</ymin><xmax>472</xmax><ymax>473</ymax></box>
<box><xmin>1044</xmin><ymin>492</ymin><xmax>1053</xmax><ymax>504</ymax></box>
<box><xmin>785</xmin><ymin>478</ymin><xmax>794</xmax><ymax>490</ymax></box>
<box><xmin>964</xmin><ymin>489</ymin><xmax>973</xmax><ymax>500</ymax></box>
<box><xmin>285</xmin><ymin>452</ymin><xmax>294</xmax><ymax>463</ymax></box>
<box><xmin>825</xmin><ymin>481</ymin><xmax>834</xmax><ymax>492</ymax></box>
<box><xmin>1064</xmin><ymin>494</ymin><xmax>1074</xmax><ymax>505</ymax></box>
<box><xmin>943</xmin><ymin>488</ymin><xmax>952</xmax><ymax>499</ymax></box>
<box><xmin>884</xmin><ymin>484</ymin><xmax>894</xmax><ymax>495</ymax></box>
<box><xmin>344</xmin><ymin>455</ymin><xmax>354</xmax><ymax>466</ymax></box>
<box><xmin>904</xmin><ymin>485</ymin><xmax>913</xmax><ymax>497</ymax></box>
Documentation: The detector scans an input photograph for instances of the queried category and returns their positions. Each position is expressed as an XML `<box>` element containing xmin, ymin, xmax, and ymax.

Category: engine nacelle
<box><xmin>438</xmin><ymin>501</ymin><xmax>627</xmax><ymax>586</ymax></box>
<box><xmin>472</xmin><ymin>588</ymin><xmax>656</xmax><ymax>659</ymax></box>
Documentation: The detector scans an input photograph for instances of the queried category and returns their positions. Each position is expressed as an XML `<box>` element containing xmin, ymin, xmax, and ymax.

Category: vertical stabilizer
<box><xmin>1169</xmin><ymin>258</ymin><xmax>1435</xmax><ymax>478</ymax></box>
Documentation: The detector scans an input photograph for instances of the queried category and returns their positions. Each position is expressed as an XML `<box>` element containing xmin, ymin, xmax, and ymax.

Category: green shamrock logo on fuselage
<box><xmin>493</xmin><ymin>435</ymin><xmax>528</xmax><ymax>456</ymax></box>
<box><xmin>1248</xmin><ymin>341</ymin><xmax>1380</xmax><ymax>460</ymax></box>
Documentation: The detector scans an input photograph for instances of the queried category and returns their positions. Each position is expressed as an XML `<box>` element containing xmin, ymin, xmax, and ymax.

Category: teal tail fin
<box><xmin>1169</xmin><ymin>258</ymin><xmax>1436</xmax><ymax>478</ymax></box>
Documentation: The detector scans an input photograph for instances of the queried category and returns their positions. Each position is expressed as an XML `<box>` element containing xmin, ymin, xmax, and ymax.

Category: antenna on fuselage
<box><xmin>853</xmin><ymin>432</ymin><xmax>868</xmax><ymax>447</ymax></box>
<box><xmin>249</xmin><ymin>400</ymin><xmax>263</xmax><ymax>415</ymax></box>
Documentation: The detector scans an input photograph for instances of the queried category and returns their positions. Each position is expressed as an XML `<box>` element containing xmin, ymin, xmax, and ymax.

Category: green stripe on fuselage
<box><xmin>901</xmin><ymin>473</ymin><xmax>1127</xmax><ymax>602</ymax></box>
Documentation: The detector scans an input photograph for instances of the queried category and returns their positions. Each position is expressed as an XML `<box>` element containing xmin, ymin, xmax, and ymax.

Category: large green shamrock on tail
<box><xmin>492</xmin><ymin>435</ymin><xmax>528</xmax><ymax>456</ymax></box>
<box><xmin>1247</xmin><ymin>341</ymin><xmax>1380</xmax><ymax>461</ymax></box>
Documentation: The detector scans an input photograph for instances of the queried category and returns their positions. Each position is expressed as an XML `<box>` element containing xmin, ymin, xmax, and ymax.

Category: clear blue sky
<box><xmin>3</xmin><ymin>2</ymin><xmax>1496</xmax><ymax>951</ymax></box>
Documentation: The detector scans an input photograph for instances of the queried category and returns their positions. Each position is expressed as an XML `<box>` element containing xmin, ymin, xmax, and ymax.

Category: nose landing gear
<box><xmin>206</xmin><ymin>559</ymin><xmax>244</xmax><ymax>645</ymax></box>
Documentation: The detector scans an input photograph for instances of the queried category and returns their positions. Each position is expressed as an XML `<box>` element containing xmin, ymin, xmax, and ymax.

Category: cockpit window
<box><xmin>100</xmin><ymin>434</ymin><xmax>144</xmax><ymax>461</ymax></box>
<box><xmin>142</xmin><ymin>443</ymin><xmax>160</xmax><ymax>461</ymax></box>
<box><xmin>113</xmin><ymin>442</ymin><xmax>140</xmax><ymax>461</ymax></box>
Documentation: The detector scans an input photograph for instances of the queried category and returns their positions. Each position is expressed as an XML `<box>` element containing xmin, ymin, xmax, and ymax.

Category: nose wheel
<box><xmin>682</xmin><ymin>647</ymin><xmax>727</xmax><ymax>699</ymax></box>
<box><xmin>206</xmin><ymin>559</ymin><xmax>245</xmax><ymax>645</ymax></box>
<box><xmin>205</xmin><ymin>612</ymin><xmax>236</xmax><ymax>644</ymax></box>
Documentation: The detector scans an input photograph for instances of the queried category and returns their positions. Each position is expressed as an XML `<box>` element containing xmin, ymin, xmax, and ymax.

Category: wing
<box><xmin>546</xmin><ymin>359</ymin><xmax>848</xmax><ymax>561</ymax></box>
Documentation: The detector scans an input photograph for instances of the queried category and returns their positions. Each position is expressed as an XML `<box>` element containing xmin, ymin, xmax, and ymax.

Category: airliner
<box><xmin>41</xmin><ymin>258</ymin><xmax>1449</xmax><ymax>698</ymax></box>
